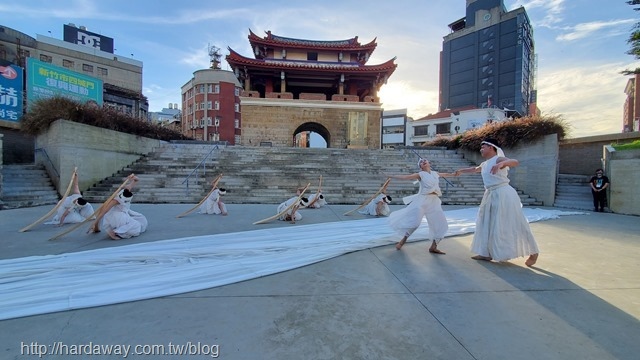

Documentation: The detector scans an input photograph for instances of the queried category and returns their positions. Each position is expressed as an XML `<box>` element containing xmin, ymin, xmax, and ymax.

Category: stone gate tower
<box><xmin>226</xmin><ymin>30</ymin><xmax>397</xmax><ymax>148</ymax></box>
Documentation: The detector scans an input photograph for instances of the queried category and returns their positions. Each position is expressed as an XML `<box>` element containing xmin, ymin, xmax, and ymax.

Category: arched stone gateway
<box><xmin>293</xmin><ymin>122</ymin><xmax>330</xmax><ymax>148</ymax></box>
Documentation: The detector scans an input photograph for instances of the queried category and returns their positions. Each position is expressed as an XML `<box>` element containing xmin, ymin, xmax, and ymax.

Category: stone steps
<box><xmin>1</xmin><ymin>164</ymin><xmax>60</xmax><ymax>210</ymax></box>
<box><xmin>553</xmin><ymin>174</ymin><xmax>594</xmax><ymax>211</ymax></box>
<box><xmin>81</xmin><ymin>144</ymin><xmax>541</xmax><ymax>206</ymax></box>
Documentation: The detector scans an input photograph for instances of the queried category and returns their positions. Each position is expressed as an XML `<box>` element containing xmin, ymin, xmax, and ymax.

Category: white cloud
<box><xmin>511</xmin><ymin>0</ymin><xmax>565</xmax><ymax>27</ymax></box>
<box><xmin>556</xmin><ymin>19</ymin><xmax>636</xmax><ymax>42</ymax></box>
<box><xmin>536</xmin><ymin>62</ymin><xmax>637</xmax><ymax>137</ymax></box>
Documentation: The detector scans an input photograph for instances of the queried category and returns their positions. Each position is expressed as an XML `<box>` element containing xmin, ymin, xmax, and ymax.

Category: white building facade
<box><xmin>381</xmin><ymin>108</ymin><xmax>407</xmax><ymax>149</ymax></box>
<box><xmin>407</xmin><ymin>107</ymin><xmax>509</xmax><ymax>146</ymax></box>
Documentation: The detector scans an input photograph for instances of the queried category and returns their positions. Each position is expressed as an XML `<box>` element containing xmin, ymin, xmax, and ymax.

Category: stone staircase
<box><xmin>82</xmin><ymin>144</ymin><xmax>542</xmax><ymax>206</ymax></box>
<box><xmin>0</xmin><ymin>164</ymin><xmax>60</xmax><ymax>210</ymax></box>
<box><xmin>554</xmin><ymin>174</ymin><xmax>594</xmax><ymax>211</ymax></box>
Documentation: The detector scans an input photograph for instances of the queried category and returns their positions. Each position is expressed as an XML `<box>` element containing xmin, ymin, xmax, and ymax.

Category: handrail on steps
<box><xmin>34</xmin><ymin>148</ymin><xmax>60</xmax><ymax>179</ymax></box>
<box><xmin>181</xmin><ymin>145</ymin><xmax>220</xmax><ymax>196</ymax></box>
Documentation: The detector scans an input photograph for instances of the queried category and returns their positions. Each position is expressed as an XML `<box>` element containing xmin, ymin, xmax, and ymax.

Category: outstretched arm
<box><xmin>454</xmin><ymin>166</ymin><xmax>481</xmax><ymax>176</ymax></box>
<box><xmin>384</xmin><ymin>173</ymin><xmax>420</xmax><ymax>181</ymax></box>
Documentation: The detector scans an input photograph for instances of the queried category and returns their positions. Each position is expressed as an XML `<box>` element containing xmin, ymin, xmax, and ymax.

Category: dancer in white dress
<box><xmin>358</xmin><ymin>193</ymin><xmax>392</xmax><ymax>216</ymax></box>
<box><xmin>455</xmin><ymin>138</ymin><xmax>539</xmax><ymax>267</ymax></box>
<box><xmin>385</xmin><ymin>158</ymin><xmax>457</xmax><ymax>254</ymax></box>
<box><xmin>199</xmin><ymin>187</ymin><xmax>228</xmax><ymax>215</ymax></box>
<box><xmin>306</xmin><ymin>192</ymin><xmax>327</xmax><ymax>209</ymax></box>
<box><xmin>45</xmin><ymin>172</ymin><xmax>94</xmax><ymax>226</ymax></box>
<box><xmin>91</xmin><ymin>175</ymin><xmax>148</xmax><ymax>240</ymax></box>
<box><xmin>277</xmin><ymin>196</ymin><xmax>309</xmax><ymax>223</ymax></box>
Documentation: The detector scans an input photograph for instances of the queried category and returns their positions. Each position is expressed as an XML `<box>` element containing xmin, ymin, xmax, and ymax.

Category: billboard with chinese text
<box><xmin>0</xmin><ymin>64</ymin><xmax>23</xmax><ymax>122</ymax></box>
<box><xmin>26</xmin><ymin>58</ymin><xmax>103</xmax><ymax>109</ymax></box>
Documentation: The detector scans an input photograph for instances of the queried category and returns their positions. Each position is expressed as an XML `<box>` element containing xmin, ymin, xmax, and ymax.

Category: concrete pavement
<box><xmin>0</xmin><ymin>203</ymin><xmax>639</xmax><ymax>360</ymax></box>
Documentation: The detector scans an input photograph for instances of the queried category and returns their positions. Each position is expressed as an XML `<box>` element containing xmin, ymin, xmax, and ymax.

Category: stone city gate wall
<box><xmin>239</xmin><ymin>97</ymin><xmax>382</xmax><ymax>149</ymax></box>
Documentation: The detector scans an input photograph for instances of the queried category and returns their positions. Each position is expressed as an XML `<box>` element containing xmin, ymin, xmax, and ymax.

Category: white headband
<box><xmin>481</xmin><ymin>141</ymin><xmax>505</xmax><ymax>157</ymax></box>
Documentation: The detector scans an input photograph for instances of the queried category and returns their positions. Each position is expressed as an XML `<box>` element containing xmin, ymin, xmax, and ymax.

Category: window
<box><xmin>199</xmin><ymin>85</ymin><xmax>205</xmax><ymax>93</ymax></box>
<box><xmin>207</xmin><ymin>117</ymin><xmax>212</xmax><ymax>126</ymax></box>
<box><xmin>207</xmin><ymin>84</ymin><xmax>213</xmax><ymax>93</ymax></box>
<box><xmin>207</xmin><ymin>101</ymin><xmax>212</xmax><ymax>110</ymax></box>
<box><xmin>82</xmin><ymin>64</ymin><xmax>94</xmax><ymax>73</ymax></box>
<box><xmin>214</xmin><ymin>84</ymin><xmax>220</xmax><ymax>93</ymax></box>
<box><xmin>435</xmin><ymin>123</ymin><xmax>451</xmax><ymax>134</ymax></box>
<box><xmin>307</xmin><ymin>52</ymin><xmax>318</xmax><ymax>61</ymax></box>
<box><xmin>200</xmin><ymin>102</ymin><xmax>205</xmax><ymax>110</ymax></box>
<box><xmin>234</xmin><ymin>119</ymin><xmax>240</xmax><ymax>129</ymax></box>
<box><xmin>97</xmin><ymin>67</ymin><xmax>108</xmax><ymax>76</ymax></box>
<box><xmin>414</xmin><ymin>125</ymin><xmax>429</xmax><ymax>136</ymax></box>
<box><xmin>63</xmin><ymin>59</ymin><xmax>74</xmax><ymax>68</ymax></box>
<box><xmin>235</xmin><ymin>88</ymin><xmax>240</xmax><ymax>96</ymax></box>
<box><xmin>39</xmin><ymin>54</ymin><xmax>52</xmax><ymax>63</ymax></box>
<box><xmin>214</xmin><ymin>101</ymin><xmax>219</xmax><ymax>110</ymax></box>
<box><xmin>234</xmin><ymin>103</ymin><xmax>240</xmax><ymax>112</ymax></box>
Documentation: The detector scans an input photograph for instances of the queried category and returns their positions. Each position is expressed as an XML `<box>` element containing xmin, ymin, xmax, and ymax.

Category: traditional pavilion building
<box><xmin>225</xmin><ymin>30</ymin><xmax>397</xmax><ymax>148</ymax></box>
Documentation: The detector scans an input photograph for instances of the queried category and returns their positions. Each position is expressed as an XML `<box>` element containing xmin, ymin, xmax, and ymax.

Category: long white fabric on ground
<box><xmin>0</xmin><ymin>208</ymin><xmax>583</xmax><ymax>320</ymax></box>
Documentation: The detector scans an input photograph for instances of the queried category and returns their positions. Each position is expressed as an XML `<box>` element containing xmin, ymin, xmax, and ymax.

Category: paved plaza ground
<box><xmin>0</xmin><ymin>203</ymin><xmax>639</xmax><ymax>360</ymax></box>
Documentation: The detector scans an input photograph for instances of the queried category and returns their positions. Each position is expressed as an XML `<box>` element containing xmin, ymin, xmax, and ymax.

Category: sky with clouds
<box><xmin>1</xmin><ymin>0</ymin><xmax>638</xmax><ymax>138</ymax></box>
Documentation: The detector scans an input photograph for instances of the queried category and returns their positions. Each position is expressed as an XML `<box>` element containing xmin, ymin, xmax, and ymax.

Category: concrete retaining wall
<box><xmin>604</xmin><ymin>146</ymin><xmax>640</xmax><ymax>216</ymax></box>
<box><xmin>459</xmin><ymin>134</ymin><xmax>558</xmax><ymax>206</ymax></box>
<box><xmin>35</xmin><ymin>120</ymin><xmax>165</xmax><ymax>195</ymax></box>
<box><xmin>559</xmin><ymin>132</ymin><xmax>640</xmax><ymax>175</ymax></box>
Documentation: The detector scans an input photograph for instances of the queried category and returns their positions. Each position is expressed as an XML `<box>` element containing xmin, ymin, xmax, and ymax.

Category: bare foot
<box><xmin>395</xmin><ymin>238</ymin><xmax>407</xmax><ymax>250</ymax></box>
<box><xmin>525</xmin><ymin>253</ymin><xmax>538</xmax><ymax>267</ymax></box>
<box><xmin>471</xmin><ymin>255</ymin><xmax>492</xmax><ymax>261</ymax></box>
<box><xmin>429</xmin><ymin>242</ymin><xmax>446</xmax><ymax>255</ymax></box>
<box><xmin>107</xmin><ymin>229</ymin><xmax>121</xmax><ymax>240</ymax></box>
<box><xmin>222</xmin><ymin>212</ymin><xmax>228</xmax><ymax>216</ymax></box>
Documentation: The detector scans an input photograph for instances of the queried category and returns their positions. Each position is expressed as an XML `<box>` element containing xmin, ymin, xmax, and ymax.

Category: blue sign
<box><xmin>0</xmin><ymin>64</ymin><xmax>24</xmax><ymax>122</ymax></box>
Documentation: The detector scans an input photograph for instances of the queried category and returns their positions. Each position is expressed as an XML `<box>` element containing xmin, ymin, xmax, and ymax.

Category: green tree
<box><xmin>623</xmin><ymin>0</ymin><xmax>640</xmax><ymax>74</ymax></box>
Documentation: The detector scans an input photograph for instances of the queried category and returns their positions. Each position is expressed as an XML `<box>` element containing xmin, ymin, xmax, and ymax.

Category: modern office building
<box><xmin>0</xmin><ymin>24</ymin><xmax>148</xmax><ymax>163</ymax></box>
<box><xmin>439</xmin><ymin>0</ymin><xmax>536</xmax><ymax>117</ymax></box>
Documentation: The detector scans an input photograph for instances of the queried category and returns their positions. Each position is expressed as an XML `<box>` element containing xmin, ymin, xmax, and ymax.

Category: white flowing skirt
<box><xmin>471</xmin><ymin>184</ymin><xmax>539</xmax><ymax>261</ymax></box>
<box><xmin>387</xmin><ymin>194</ymin><xmax>448</xmax><ymax>240</ymax></box>
<box><xmin>199</xmin><ymin>198</ymin><xmax>227</xmax><ymax>215</ymax></box>
<box><xmin>101</xmin><ymin>209</ymin><xmax>148</xmax><ymax>239</ymax></box>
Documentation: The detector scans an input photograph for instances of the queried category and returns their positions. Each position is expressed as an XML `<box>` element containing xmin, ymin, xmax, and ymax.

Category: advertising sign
<box><xmin>0</xmin><ymin>64</ymin><xmax>23</xmax><ymax>122</ymax></box>
<box><xmin>63</xmin><ymin>24</ymin><xmax>114</xmax><ymax>53</ymax></box>
<box><xmin>26</xmin><ymin>58</ymin><xmax>103</xmax><ymax>109</ymax></box>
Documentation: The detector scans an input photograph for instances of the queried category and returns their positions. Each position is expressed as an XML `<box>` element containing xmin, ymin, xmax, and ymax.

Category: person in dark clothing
<box><xmin>589</xmin><ymin>169</ymin><xmax>610</xmax><ymax>212</ymax></box>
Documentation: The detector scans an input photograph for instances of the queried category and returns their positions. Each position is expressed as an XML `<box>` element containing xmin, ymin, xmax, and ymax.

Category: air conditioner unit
<box><xmin>214</xmin><ymin>118</ymin><xmax>220</xmax><ymax>126</ymax></box>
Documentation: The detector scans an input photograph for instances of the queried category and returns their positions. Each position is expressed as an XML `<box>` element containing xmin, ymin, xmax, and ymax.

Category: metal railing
<box><xmin>35</xmin><ymin>148</ymin><xmax>60</xmax><ymax>179</ymax></box>
<box><xmin>181</xmin><ymin>145</ymin><xmax>221</xmax><ymax>196</ymax></box>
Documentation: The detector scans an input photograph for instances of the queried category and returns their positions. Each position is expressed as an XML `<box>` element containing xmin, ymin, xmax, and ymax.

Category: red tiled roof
<box><xmin>226</xmin><ymin>48</ymin><xmax>397</xmax><ymax>74</ymax></box>
<box><xmin>248</xmin><ymin>29</ymin><xmax>377</xmax><ymax>52</ymax></box>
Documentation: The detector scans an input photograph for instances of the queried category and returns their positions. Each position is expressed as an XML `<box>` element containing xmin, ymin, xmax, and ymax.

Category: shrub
<box><xmin>422</xmin><ymin>113</ymin><xmax>569</xmax><ymax>151</ymax></box>
<box><xmin>20</xmin><ymin>96</ymin><xmax>192</xmax><ymax>142</ymax></box>
<box><xmin>612</xmin><ymin>139</ymin><xmax>640</xmax><ymax>150</ymax></box>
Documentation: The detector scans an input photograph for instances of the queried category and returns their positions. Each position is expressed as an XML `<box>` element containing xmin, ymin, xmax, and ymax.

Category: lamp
<box><xmin>280</xmin><ymin>71</ymin><xmax>285</xmax><ymax>80</ymax></box>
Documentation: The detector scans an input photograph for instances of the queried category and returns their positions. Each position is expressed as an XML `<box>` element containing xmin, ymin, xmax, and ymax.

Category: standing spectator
<box><xmin>589</xmin><ymin>168</ymin><xmax>610</xmax><ymax>212</ymax></box>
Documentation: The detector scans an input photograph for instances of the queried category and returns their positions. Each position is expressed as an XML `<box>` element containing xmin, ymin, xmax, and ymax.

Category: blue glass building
<box><xmin>440</xmin><ymin>0</ymin><xmax>535</xmax><ymax>116</ymax></box>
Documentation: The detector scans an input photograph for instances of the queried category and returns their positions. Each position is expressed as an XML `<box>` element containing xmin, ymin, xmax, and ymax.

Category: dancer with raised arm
<box><xmin>385</xmin><ymin>158</ymin><xmax>457</xmax><ymax>254</ymax></box>
<box><xmin>454</xmin><ymin>138</ymin><xmax>539</xmax><ymax>267</ymax></box>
